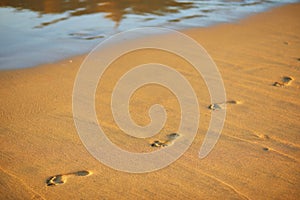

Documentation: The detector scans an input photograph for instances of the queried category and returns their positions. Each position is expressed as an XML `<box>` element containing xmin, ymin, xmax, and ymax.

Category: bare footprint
<box><xmin>208</xmin><ymin>100</ymin><xmax>241</xmax><ymax>111</ymax></box>
<box><xmin>273</xmin><ymin>76</ymin><xmax>294</xmax><ymax>87</ymax></box>
<box><xmin>46</xmin><ymin>170</ymin><xmax>91</xmax><ymax>186</ymax></box>
<box><xmin>151</xmin><ymin>133</ymin><xmax>181</xmax><ymax>147</ymax></box>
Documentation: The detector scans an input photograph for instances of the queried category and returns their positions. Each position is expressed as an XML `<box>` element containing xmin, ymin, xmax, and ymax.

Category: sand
<box><xmin>1</xmin><ymin>3</ymin><xmax>300</xmax><ymax>200</ymax></box>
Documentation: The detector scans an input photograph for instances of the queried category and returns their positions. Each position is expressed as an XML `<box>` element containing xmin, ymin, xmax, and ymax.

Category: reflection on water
<box><xmin>0</xmin><ymin>0</ymin><xmax>298</xmax><ymax>69</ymax></box>
<box><xmin>1</xmin><ymin>0</ymin><xmax>194</xmax><ymax>27</ymax></box>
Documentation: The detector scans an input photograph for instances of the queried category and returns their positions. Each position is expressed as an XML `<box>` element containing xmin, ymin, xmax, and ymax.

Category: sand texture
<box><xmin>1</xmin><ymin>3</ymin><xmax>300</xmax><ymax>200</ymax></box>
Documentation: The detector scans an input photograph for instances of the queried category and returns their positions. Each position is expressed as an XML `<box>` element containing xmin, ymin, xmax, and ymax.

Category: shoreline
<box><xmin>0</xmin><ymin>2</ymin><xmax>298</xmax><ymax>71</ymax></box>
<box><xmin>1</xmin><ymin>3</ymin><xmax>300</xmax><ymax>200</ymax></box>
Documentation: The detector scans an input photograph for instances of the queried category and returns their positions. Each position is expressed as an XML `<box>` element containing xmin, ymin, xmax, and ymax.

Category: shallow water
<box><xmin>0</xmin><ymin>0</ymin><xmax>298</xmax><ymax>69</ymax></box>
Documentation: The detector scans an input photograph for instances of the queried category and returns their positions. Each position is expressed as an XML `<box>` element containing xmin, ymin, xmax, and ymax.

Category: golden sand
<box><xmin>1</xmin><ymin>3</ymin><xmax>300</xmax><ymax>199</ymax></box>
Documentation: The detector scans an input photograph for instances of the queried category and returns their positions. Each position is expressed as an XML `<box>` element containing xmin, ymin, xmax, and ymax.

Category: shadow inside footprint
<box><xmin>167</xmin><ymin>133</ymin><xmax>180</xmax><ymax>140</ymax></box>
<box><xmin>273</xmin><ymin>76</ymin><xmax>294</xmax><ymax>87</ymax></box>
<box><xmin>75</xmin><ymin>170</ymin><xmax>90</xmax><ymax>176</ymax></box>
<box><xmin>226</xmin><ymin>100</ymin><xmax>240</xmax><ymax>104</ymax></box>
<box><xmin>282</xmin><ymin>76</ymin><xmax>293</xmax><ymax>84</ymax></box>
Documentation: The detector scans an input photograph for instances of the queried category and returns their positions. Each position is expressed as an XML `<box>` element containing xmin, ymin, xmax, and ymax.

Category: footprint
<box><xmin>208</xmin><ymin>100</ymin><xmax>241</xmax><ymax>111</ymax></box>
<box><xmin>151</xmin><ymin>133</ymin><xmax>181</xmax><ymax>147</ymax></box>
<box><xmin>46</xmin><ymin>170</ymin><xmax>91</xmax><ymax>186</ymax></box>
<box><xmin>273</xmin><ymin>76</ymin><xmax>294</xmax><ymax>87</ymax></box>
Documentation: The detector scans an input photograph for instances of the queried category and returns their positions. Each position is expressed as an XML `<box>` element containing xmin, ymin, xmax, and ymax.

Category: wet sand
<box><xmin>1</xmin><ymin>3</ymin><xmax>300</xmax><ymax>200</ymax></box>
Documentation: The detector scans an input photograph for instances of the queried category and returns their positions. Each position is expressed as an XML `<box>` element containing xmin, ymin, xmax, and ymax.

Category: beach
<box><xmin>1</xmin><ymin>3</ymin><xmax>300</xmax><ymax>199</ymax></box>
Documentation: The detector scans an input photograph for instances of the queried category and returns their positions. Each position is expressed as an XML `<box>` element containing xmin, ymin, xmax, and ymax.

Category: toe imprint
<box><xmin>273</xmin><ymin>82</ymin><xmax>284</xmax><ymax>87</ymax></box>
<box><xmin>151</xmin><ymin>140</ymin><xmax>166</xmax><ymax>147</ymax></box>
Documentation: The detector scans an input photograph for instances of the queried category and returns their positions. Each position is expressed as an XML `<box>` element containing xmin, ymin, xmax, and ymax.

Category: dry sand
<box><xmin>1</xmin><ymin>3</ymin><xmax>300</xmax><ymax>200</ymax></box>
